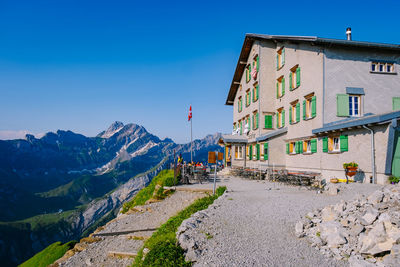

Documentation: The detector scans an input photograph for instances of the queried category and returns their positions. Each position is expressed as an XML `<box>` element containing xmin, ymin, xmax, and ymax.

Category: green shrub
<box><xmin>122</xmin><ymin>170</ymin><xmax>175</xmax><ymax>213</ymax></box>
<box><xmin>19</xmin><ymin>240</ymin><xmax>77</xmax><ymax>267</ymax></box>
<box><xmin>142</xmin><ymin>240</ymin><xmax>190</xmax><ymax>267</ymax></box>
<box><xmin>134</xmin><ymin>186</ymin><xmax>226</xmax><ymax>266</ymax></box>
<box><xmin>389</xmin><ymin>176</ymin><xmax>400</xmax><ymax>184</ymax></box>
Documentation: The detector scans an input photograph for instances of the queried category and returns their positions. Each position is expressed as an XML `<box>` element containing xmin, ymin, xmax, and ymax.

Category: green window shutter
<box><xmin>296</xmin><ymin>102</ymin><xmax>300</xmax><ymax>122</ymax></box>
<box><xmin>256</xmin><ymin>85</ymin><xmax>259</xmax><ymax>100</ymax></box>
<box><xmin>299</xmin><ymin>141</ymin><xmax>303</xmax><ymax>153</ymax></box>
<box><xmin>256</xmin><ymin>113</ymin><xmax>259</xmax><ymax>129</ymax></box>
<box><xmin>240</xmin><ymin>121</ymin><xmax>243</xmax><ymax>135</ymax></box>
<box><xmin>264</xmin><ymin>143</ymin><xmax>268</xmax><ymax>160</ymax></box>
<box><xmin>296</xmin><ymin>67</ymin><xmax>301</xmax><ymax>87</ymax></box>
<box><xmin>282</xmin><ymin>48</ymin><xmax>285</xmax><ymax>66</ymax></box>
<box><xmin>276</xmin><ymin>114</ymin><xmax>279</xmax><ymax>128</ymax></box>
<box><xmin>393</xmin><ymin>97</ymin><xmax>400</xmax><ymax>111</ymax></box>
<box><xmin>276</xmin><ymin>54</ymin><xmax>279</xmax><ymax>70</ymax></box>
<box><xmin>241</xmin><ymin>98</ymin><xmax>243</xmax><ymax>111</ymax></box>
<box><xmin>289</xmin><ymin>72</ymin><xmax>293</xmax><ymax>90</ymax></box>
<box><xmin>282</xmin><ymin>77</ymin><xmax>285</xmax><ymax>96</ymax></box>
<box><xmin>286</xmin><ymin>143</ymin><xmax>289</xmax><ymax>154</ymax></box>
<box><xmin>265</xmin><ymin>115</ymin><xmax>272</xmax><ymax>129</ymax></box>
<box><xmin>289</xmin><ymin>107</ymin><xmax>292</xmax><ymax>124</ymax></box>
<box><xmin>276</xmin><ymin>82</ymin><xmax>279</xmax><ymax>98</ymax></box>
<box><xmin>322</xmin><ymin>137</ymin><xmax>328</xmax><ymax>153</ymax></box>
<box><xmin>249</xmin><ymin>65</ymin><xmax>251</xmax><ymax>78</ymax></box>
<box><xmin>303</xmin><ymin>100</ymin><xmax>306</xmax><ymax>120</ymax></box>
<box><xmin>256</xmin><ymin>144</ymin><xmax>260</xmax><ymax>160</ymax></box>
<box><xmin>311</xmin><ymin>139</ymin><xmax>317</xmax><ymax>153</ymax></box>
<box><xmin>337</xmin><ymin>94</ymin><xmax>349</xmax><ymax>117</ymax></box>
<box><xmin>257</xmin><ymin>56</ymin><xmax>260</xmax><ymax>72</ymax></box>
<box><xmin>295</xmin><ymin>142</ymin><xmax>299</xmax><ymax>154</ymax></box>
<box><xmin>311</xmin><ymin>96</ymin><xmax>317</xmax><ymax>118</ymax></box>
<box><xmin>246</xmin><ymin>68</ymin><xmax>248</xmax><ymax>82</ymax></box>
<box><xmin>282</xmin><ymin>109</ymin><xmax>285</xmax><ymax>127</ymax></box>
<box><xmin>340</xmin><ymin>135</ymin><xmax>348</xmax><ymax>152</ymax></box>
<box><xmin>249</xmin><ymin>145</ymin><xmax>253</xmax><ymax>160</ymax></box>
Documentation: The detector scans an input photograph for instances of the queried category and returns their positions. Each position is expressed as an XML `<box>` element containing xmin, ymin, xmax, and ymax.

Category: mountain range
<box><xmin>0</xmin><ymin>121</ymin><xmax>222</xmax><ymax>266</ymax></box>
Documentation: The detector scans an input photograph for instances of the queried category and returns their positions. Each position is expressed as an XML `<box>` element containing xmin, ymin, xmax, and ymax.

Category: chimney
<box><xmin>346</xmin><ymin>27</ymin><xmax>352</xmax><ymax>41</ymax></box>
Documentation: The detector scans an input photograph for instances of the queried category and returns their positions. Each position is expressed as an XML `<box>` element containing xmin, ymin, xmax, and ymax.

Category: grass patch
<box><xmin>122</xmin><ymin>170</ymin><xmax>175</xmax><ymax>213</ymax></box>
<box><xmin>133</xmin><ymin>186</ymin><xmax>227</xmax><ymax>266</ymax></box>
<box><xmin>19</xmin><ymin>241</ymin><xmax>77</xmax><ymax>267</ymax></box>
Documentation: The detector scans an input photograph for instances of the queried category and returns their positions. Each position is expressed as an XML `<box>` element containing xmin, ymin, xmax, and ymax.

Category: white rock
<box><xmin>360</xmin><ymin>207</ymin><xmax>379</xmax><ymax>226</ymax></box>
<box><xmin>367</xmin><ymin>190</ymin><xmax>384</xmax><ymax>205</ymax></box>
<box><xmin>295</xmin><ymin>221</ymin><xmax>305</xmax><ymax>238</ymax></box>
<box><xmin>348</xmin><ymin>255</ymin><xmax>376</xmax><ymax>267</ymax></box>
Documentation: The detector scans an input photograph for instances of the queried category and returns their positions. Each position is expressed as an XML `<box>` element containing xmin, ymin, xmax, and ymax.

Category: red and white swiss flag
<box><xmin>188</xmin><ymin>106</ymin><xmax>192</xmax><ymax>121</ymax></box>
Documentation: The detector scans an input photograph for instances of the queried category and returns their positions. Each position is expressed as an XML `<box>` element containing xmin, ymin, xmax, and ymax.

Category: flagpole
<box><xmin>190</xmin><ymin>110</ymin><xmax>193</xmax><ymax>164</ymax></box>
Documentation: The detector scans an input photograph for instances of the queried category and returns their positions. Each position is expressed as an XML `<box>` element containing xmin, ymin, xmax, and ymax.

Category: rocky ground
<box><xmin>177</xmin><ymin>176</ymin><xmax>381</xmax><ymax>267</ymax></box>
<box><xmin>56</xmin><ymin>190</ymin><xmax>205</xmax><ymax>267</ymax></box>
<box><xmin>296</xmin><ymin>184</ymin><xmax>400</xmax><ymax>267</ymax></box>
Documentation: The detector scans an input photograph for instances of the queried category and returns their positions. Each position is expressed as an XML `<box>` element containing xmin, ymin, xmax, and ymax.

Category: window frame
<box><xmin>289</xmin><ymin>65</ymin><xmax>300</xmax><ymax>90</ymax></box>
<box><xmin>246</xmin><ymin>64</ymin><xmax>251</xmax><ymax>82</ymax></box>
<box><xmin>253</xmin><ymin>82</ymin><xmax>259</xmax><ymax>102</ymax></box>
<box><xmin>349</xmin><ymin>94</ymin><xmax>361</xmax><ymax>117</ymax></box>
<box><xmin>370</xmin><ymin>61</ymin><xmax>396</xmax><ymax>74</ymax></box>
<box><xmin>277</xmin><ymin>47</ymin><xmax>285</xmax><ymax>69</ymax></box>
<box><xmin>329</xmin><ymin>136</ymin><xmax>340</xmax><ymax>153</ymax></box>
<box><xmin>303</xmin><ymin>140</ymin><xmax>312</xmax><ymax>154</ymax></box>
<box><xmin>289</xmin><ymin>100</ymin><xmax>299</xmax><ymax>124</ymax></box>
<box><xmin>277</xmin><ymin>76</ymin><xmax>285</xmax><ymax>98</ymax></box>
<box><xmin>277</xmin><ymin>108</ymin><xmax>283</xmax><ymax>128</ymax></box>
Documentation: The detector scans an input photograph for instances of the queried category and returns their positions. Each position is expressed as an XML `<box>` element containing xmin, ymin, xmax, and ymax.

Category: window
<box><xmin>276</xmin><ymin>47</ymin><xmax>285</xmax><ymax>70</ymax></box>
<box><xmin>252</xmin><ymin>55</ymin><xmax>259</xmax><ymax>79</ymax></box>
<box><xmin>349</xmin><ymin>95</ymin><xmax>360</xmax><ymax>117</ymax></box>
<box><xmin>235</xmin><ymin>146</ymin><xmax>244</xmax><ymax>159</ymax></box>
<box><xmin>289</xmin><ymin>65</ymin><xmax>301</xmax><ymax>90</ymax></box>
<box><xmin>323</xmin><ymin>135</ymin><xmax>348</xmax><ymax>153</ymax></box>
<box><xmin>304</xmin><ymin>140</ymin><xmax>311</xmax><ymax>153</ymax></box>
<box><xmin>303</xmin><ymin>94</ymin><xmax>316</xmax><ymax>120</ymax></box>
<box><xmin>337</xmin><ymin>94</ymin><xmax>361</xmax><ymax>117</ymax></box>
<box><xmin>246</xmin><ymin>65</ymin><xmax>251</xmax><ymax>82</ymax></box>
<box><xmin>243</xmin><ymin>116</ymin><xmax>250</xmax><ymax>134</ymax></box>
<box><xmin>287</xmin><ymin>141</ymin><xmax>302</xmax><ymax>154</ymax></box>
<box><xmin>238</xmin><ymin>96</ymin><xmax>243</xmax><ymax>112</ymax></box>
<box><xmin>245</xmin><ymin>90</ymin><xmax>251</xmax><ymax>107</ymax></box>
<box><xmin>276</xmin><ymin>76</ymin><xmax>285</xmax><ymax>98</ymax></box>
<box><xmin>248</xmin><ymin>144</ymin><xmax>253</xmax><ymax>160</ymax></box>
<box><xmin>371</xmin><ymin>61</ymin><xmax>395</xmax><ymax>73</ymax></box>
<box><xmin>238</xmin><ymin>120</ymin><xmax>243</xmax><ymax>135</ymax></box>
<box><xmin>289</xmin><ymin>101</ymin><xmax>300</xmax><ymax>124</ymax></box>
<box><xmin>252</xmin><ymin>111</ymin><xmax>259</xmax><ymax>130</ymax></box>
<box><xmin>264</xmin><ymin>115</ymin><xmax>273</xmax><ymax>129</ymax></box>
<box><xmin>253</xmin><ymin>83</ymin><xmax>259</xmax><ymax>102</ymax></box>
<box><xmin>276</xmin><ymin>108</ymin><xmax>285</xmax><ymax>128</ymax></box>
<box><xmin>254</xmin><ymin>144</ymin><xmax>260</xmax><ymax>160</ymax></box>
<box><xmin>303</xmin><ymin>139</ymin><xmax>317</xmax><ymax>154</ymax></box>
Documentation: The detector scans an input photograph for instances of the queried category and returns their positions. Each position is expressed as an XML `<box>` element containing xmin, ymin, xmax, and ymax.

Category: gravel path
<box><xmin>59</xmin><ymin>190</ymin><xmax>205</xmax><ymax>267</ymax></box>
<box><xmin>183</xmin><ymin>176</ymin><xmax>382</xmax><ymax>267</ymax></box>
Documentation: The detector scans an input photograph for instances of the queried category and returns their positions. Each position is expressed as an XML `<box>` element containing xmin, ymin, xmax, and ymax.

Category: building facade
<box><xmin>221</xmin><ymin>33</ymin><xmax>400</xmax><ymax>184</ymax></box>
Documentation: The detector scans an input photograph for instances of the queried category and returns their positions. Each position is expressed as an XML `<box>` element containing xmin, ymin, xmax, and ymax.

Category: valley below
<box><xmin>0</xmin><ymin>121</ymin><xmax>222</xmax><ymax>266</ymax></box>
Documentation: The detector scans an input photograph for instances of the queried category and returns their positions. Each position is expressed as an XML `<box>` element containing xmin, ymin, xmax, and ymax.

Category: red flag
<box><xmin>188</xmin><ymin>106</ymin><xmax>192</xmax><ymax>121</ymax></box>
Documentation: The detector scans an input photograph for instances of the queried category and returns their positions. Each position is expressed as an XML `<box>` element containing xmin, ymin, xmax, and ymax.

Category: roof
<box><xmin>312</xmin><ymin>110</ymin><xmax>400</xmax><ymax>134</ymax></box>
<box><xmin>256</xmin><ymin>127</ymin><xmax>288</xmax><ymax>142</ymax></box>
<box><xmin>226</xmin><ymin>33</ymin><xmax>400</xmax><ymax>105</ymax></box>
<box><xmin>220</xmin><ymin>134</ymin><xmax>248</xmax><ymax>144</ymax></box>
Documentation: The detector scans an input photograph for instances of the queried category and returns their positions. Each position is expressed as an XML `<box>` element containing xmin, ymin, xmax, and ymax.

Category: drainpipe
<box><xmin>363</xmin><ymin>125</ymin><xmax>376</xmax><ymax>184</ymax></box>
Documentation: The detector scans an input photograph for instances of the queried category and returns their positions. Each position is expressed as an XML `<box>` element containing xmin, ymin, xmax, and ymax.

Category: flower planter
<box><xmin>346</xmin><ymin>167</ymin><xmax>358</xmax><ymax>177</ymax></box>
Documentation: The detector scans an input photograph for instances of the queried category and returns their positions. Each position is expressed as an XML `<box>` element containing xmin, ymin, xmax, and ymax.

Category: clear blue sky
<box><xmin>1</xmin><ymin>0</ymin><xmax>399</xmax><ymax>143</ymax></box>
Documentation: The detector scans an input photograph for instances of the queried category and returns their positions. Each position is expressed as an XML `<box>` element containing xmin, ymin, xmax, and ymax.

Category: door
<box><xmin>392</xmin><ymin>131</ymin><xmax>400</xmax><ymax>177</ymax></box>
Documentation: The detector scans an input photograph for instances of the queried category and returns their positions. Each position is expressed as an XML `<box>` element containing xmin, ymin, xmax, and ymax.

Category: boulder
<box><xmin>348</xmin><ymin>255</ymin><xmax>377</xmax><ymax>267</ymax></box>
<box><xmin>319</xmin><ymin>221</ymin><xmax>348</xmax><ymax>248</ymax></box>
<box><xmin>367</xmin><ymin>191</ymin><xmax>384</xmax><ymax>205</ymax></box>
<box><xmin>295</xmin><ymin>221</ymin><xmax>304</xmax><ymax>238</ymax></box>
<box><xmin>321</xmin><ymin>206</ymin><xmax>338</xmax><ymax>222</ymax></box>
<box><xmin>360</xmin><ymin>207</ymin><xmax>379</xmax><ymax>226</ymax></box>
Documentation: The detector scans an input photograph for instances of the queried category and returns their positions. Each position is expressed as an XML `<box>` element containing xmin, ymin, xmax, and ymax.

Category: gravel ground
<box><xmin>60</xmin><ymin>190</ymin><xmax>205</xmax><ymax>267</ymax></box>
<box><xmin>184</xmin><ymin>176</ymin><xmax>382</xmax><ymax>267</ymax></box>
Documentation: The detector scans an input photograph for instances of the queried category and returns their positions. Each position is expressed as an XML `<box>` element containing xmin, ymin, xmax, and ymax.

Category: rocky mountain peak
<box><xmin>98</xmin><ymin>121</ymin><xmax>125</xmax><ymax>138</ymax></box>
